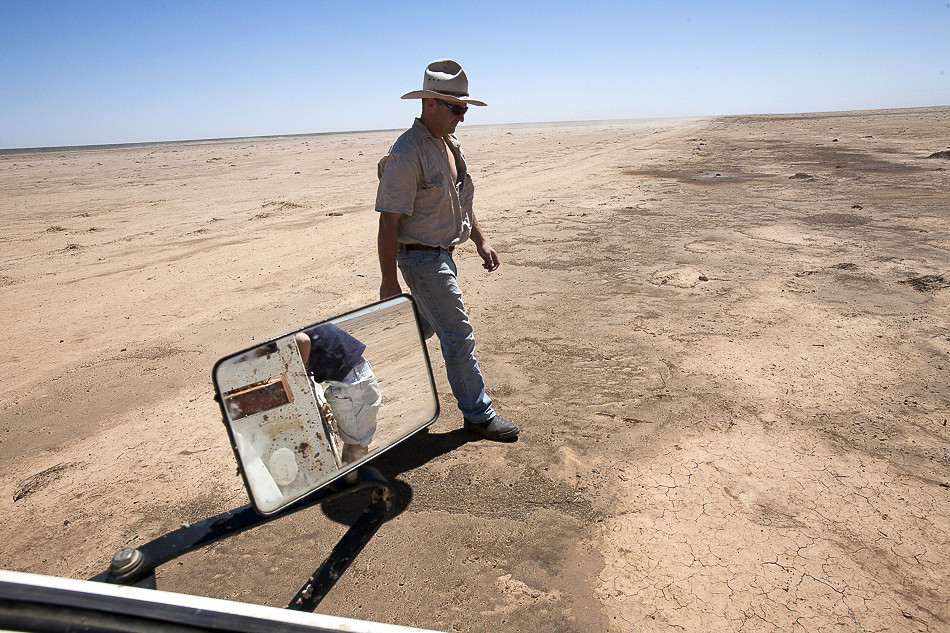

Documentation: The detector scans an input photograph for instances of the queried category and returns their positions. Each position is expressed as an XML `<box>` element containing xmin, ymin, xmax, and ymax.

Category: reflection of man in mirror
<box><xmin>295</xmin><ymin>324</ymin><xmax>381</xmax><ymax>464</ymax></box>
<box><xmin>375</xmin><ymin>59</ymin><xmax>519</xmax><ymax>442</ymax></box>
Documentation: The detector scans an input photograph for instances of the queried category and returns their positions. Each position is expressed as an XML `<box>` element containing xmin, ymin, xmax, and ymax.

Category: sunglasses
<box><xmin>437</xmin><ymin>99</ymin><xmax>468</xmax><ymax>116</ymax></box>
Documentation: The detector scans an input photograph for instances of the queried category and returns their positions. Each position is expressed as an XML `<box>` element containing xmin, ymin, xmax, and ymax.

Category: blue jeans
<box><xmin>397</xmin><ymin>249</ymin><xmax>495</xmax><ymax>423</ymax></box>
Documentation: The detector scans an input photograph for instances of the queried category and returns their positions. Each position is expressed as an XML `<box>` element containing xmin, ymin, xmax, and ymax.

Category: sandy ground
<box><xmin>1</xmin><ymin>107</ymin><xmax>949</xmax><ymax>632</ymax></box>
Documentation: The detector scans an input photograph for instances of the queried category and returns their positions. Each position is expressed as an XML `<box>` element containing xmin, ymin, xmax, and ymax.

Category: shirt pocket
<box><xmin>419</xmin><ymin>171</ymin><xmax>445</xmax><ymax>190</ymax></box>
<box><xmin>415</xmin><ymin>171</ymin><xmax>446</xmax><ymax>210</ymax></box>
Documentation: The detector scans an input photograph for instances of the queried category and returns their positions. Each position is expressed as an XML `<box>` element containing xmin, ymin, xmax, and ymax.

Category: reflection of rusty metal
<box><xmin>317</xmin><ymin>398</ymin><xmax>338</xmax><ymax>435</ymax></box>
<box><xmin>311</xmin><ymin>382</ymin><xmax>342</xmax><ymax>467</ymax></box>
<box><xmin>223</xmin><ymin>374</ymin><xmax>293</xmax><ymax>420</ymax></box>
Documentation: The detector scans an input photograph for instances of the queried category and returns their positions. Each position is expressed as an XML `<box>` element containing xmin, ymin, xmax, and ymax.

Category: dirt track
<box><xmin>1</xmin><ymin>107</ymin><xmax>949</xmax><ymax>632</ymax></box>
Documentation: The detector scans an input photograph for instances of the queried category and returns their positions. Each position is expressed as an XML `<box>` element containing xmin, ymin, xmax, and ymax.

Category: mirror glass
<box><xmin>212</xmin><ymin>295</ymin><xmax>439</xmax><ymax>514</ymax></box>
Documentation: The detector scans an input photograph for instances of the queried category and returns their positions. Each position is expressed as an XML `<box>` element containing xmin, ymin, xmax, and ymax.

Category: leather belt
<box><xmin>400</xmin><ymin>243</ymin><xmax>454</xmax><ymax>253</ymax></box>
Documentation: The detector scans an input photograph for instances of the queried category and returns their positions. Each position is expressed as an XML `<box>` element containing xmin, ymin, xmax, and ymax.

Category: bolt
<box><xmin>109</xmin><ymin>547</ymin><xmax>143</xmax><ymax>576</ymax></box>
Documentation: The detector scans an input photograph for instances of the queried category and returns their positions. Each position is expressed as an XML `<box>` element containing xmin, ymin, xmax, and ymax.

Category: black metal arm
<box><xmin>90</xmin><ymin>467</ymin><xmax>395</xmax><ymax>611</ymax></box>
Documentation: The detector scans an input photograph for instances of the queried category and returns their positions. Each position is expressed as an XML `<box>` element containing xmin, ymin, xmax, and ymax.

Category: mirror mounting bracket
<box><xmin>91</xmin><ymin>467</ymin><xmax>395</xmax><ymax>611</ymax></box>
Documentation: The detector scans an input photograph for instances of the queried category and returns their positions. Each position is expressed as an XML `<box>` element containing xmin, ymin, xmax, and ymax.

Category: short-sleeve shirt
<box><xmin>375</xmin><ymin>118</ymin><xmax>476</xmax><ymax>249</ymax></box>
<box><xmin>303</xmin><ymin>323</ymin><xmax>366</xmax><ymax>383</ymax></box>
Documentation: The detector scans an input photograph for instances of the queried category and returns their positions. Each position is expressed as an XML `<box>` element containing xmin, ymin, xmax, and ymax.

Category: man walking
<box><xmin>376</xmin><ymin>59</ymin><xmax>518</xmax><ymax>441</ymax></box>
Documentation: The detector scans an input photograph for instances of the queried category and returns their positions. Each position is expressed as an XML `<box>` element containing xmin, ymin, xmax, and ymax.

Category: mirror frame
<box><xmin>211</xmin><ymin>295</ymin><xmax>440</xmax><ymax>515</ymax></box>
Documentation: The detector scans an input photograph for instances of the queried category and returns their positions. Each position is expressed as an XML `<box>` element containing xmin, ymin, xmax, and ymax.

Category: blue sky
<box><xmin>1</xmin><ymin>1</ymin><xmax>948</xmax><ymax>149</ymax></box>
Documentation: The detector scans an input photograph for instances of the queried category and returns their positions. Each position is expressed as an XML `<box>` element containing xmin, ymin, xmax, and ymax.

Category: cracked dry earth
<box><xmin>1</xmin><ymin>107</ymin><xmax>949</xmax><ymax>633</ymax></box>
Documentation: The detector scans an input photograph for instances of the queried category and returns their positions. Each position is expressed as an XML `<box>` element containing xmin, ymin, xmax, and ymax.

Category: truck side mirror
<box><xmin>213</xmin><ymin>295</ymin><xmax>439</xmax><ymax>514</ymax></box>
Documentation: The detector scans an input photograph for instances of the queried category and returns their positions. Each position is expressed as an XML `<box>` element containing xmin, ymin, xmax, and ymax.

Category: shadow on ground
<box><xmin>320</xmin><ymin>428</ymin><xmax>477</xmax><ymax>525</ymax></box>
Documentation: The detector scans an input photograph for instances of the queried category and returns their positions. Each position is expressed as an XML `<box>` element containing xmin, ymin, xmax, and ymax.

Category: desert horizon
<box><xmin>1</xmin><ymin>105</ymin><xmax>948</xmax><ymax>632</ymax></box>
<box><xmin>5</xmin><ymin>104</ymin><xmax>948</xmax><ymax>155</ymax></box>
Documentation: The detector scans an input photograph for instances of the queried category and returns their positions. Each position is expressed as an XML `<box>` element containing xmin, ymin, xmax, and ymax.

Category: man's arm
<box><xmin>470</xmin><ymin>212</ymin><xmax>500</xmax><ymax>272</ymax></box>
<box><xmin>378</xmin><ymin>211</ymin><xmax>403</xmax><ymax>299</ymax></box>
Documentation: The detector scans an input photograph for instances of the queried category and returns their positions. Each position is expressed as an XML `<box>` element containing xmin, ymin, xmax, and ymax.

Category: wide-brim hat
<box><xmin>401</xmin><ymin>59</ymin><xmax>487</xmax><ymax>107</ymax></box>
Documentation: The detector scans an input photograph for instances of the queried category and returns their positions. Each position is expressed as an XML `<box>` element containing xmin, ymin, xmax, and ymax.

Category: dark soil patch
<box><xmin>624</xmin><ymin>168</ymin><xmax>772</xmax><ymax>185</ymax></box>
<box><xmin>13</xmin><ymin>463</ymin><xmax>74</xmax><ymax>501</ymax></box>
<box><xmin>899</xmin><ymin>275</ymin><xmax>950</xmax><ymax>292</ymax></box>
<box><xmin>803</xmin><ymin>213</ymin><xmax>870</xmax><ymax>227</ymax></box>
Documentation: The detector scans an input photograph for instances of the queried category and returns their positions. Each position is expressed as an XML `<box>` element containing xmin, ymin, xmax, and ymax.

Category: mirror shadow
<box><xmin>212</xmin><ymin>296</ymin><xmax>440</xmax><ymax>515</ymax></box>
<box><xmin>320</xmin><ymin>427</ymin><xmax>475</xmax><ymax>525</ymax></box>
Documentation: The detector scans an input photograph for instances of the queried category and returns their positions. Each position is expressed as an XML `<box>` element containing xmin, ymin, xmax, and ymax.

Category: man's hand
<box><xmin>470</xmin><ymin>213</ymin><xmax>499</xmax><ymax>272</ymax></box>
<box><xmin>380</xmin><ymin>279</ymin><xmax>402</xmax><ymax>301</ymax></box>
<box><xmin>476</xmin><ymin>240</ymin><xmax>500</xmax><ymax>272</ymax></box>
